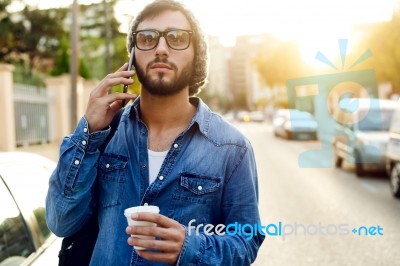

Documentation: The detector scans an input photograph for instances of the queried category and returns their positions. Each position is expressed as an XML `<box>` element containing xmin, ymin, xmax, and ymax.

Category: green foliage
<box><xmin>1</xmin><ymin>4</ymin><xmax>69</xmax><ymax>84</ymax></box>
<box><xmin>50</xmin><ymin>37</ymin><xmax>92</xmax><ymax>79</ymax></box>
<box><xmin>50</xmin><ymin>37</ymin><xmax>69</xmax><ymax>76</ymax></box>
<box><xmin>18</xmin><ymin>7</ymin><xmax>68</xmax><ymax>68</ymax></box>
<box><xmin>0</xmin><ymin>0</ymin><xmax>23</xmax><ymax>62</ymax></box>
<box><xmin>112</xmin><ymin>34</ymin><xmax>130</xmax><ymax>73</ymax></box>
<box><xmin>0</xmin><ymin>0</ymin><xmax>11</xmax><ymax>11</ymax></box>
<box><xmin>3</xmin><ymin>0</ymin><xmax>131</xmax><ymax>85</ymax></box>
<box><xmin>79</xmin><ymin>58</ymin><xmax>92</xmax><ymax>79</ymax></box>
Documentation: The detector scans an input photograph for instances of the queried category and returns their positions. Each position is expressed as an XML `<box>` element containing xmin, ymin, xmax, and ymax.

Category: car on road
<box><xmin>0</xmin><ymin>152</ymin><xmax>60</xmax><ymax>266</ymax></box>
<box><xmin>386</xmin><ymin>101</ymin><xmax>400</xmax><ymax>198</ymax></box>
<box><xmin>249</xmin><ymin>111</ymin><xmax>265</xmax><ymax>122</ymax></box>
<box><xmin>333</xmin><ymin>98</ymin><xmax>397</xmax><ymax>177</ymax></box>
<box><xmin>236</xmin><ymin>110</ymin><xmax>251</xmax><ymax>122</ymax></box>
<box><xmin>273</xmin><ymin>109</ymin><xmax>318</xmax><ymax>140</ymax></box>
<box><xmin>272</xmin><ymin>109</ymin><xmax>291</xmax><ymax>136</ymax></box>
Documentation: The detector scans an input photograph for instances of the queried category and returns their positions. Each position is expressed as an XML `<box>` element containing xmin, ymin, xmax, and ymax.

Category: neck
<box><xmin>140</xmin><ymin>87</ymin><xmax>196</xmax><ymax>131</ymax></box>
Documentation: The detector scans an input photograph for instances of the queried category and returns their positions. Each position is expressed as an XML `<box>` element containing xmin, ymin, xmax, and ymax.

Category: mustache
<box><xmin>146</xmin><ymin>57</ymin><xmax>178</xmax><ymax>71</ymax></box>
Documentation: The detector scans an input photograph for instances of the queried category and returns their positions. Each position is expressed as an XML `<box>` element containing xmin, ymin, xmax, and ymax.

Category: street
<box><xmin>235</xmin><ymin>122</ymin><xmax>400</xmax><ymax>266</ymax></box>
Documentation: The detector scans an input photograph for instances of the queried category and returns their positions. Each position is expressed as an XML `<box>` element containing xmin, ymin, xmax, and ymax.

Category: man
<box><xmin>46</xmin><ymin>0</ymin><xmax>264</xmax><ymax>265</ymax></box>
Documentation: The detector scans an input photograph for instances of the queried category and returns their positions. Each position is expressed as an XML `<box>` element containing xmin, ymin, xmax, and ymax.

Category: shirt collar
<box><xmin>127</xmin><ymin>96</ymin><xmax>212</xmax><ymax>136</ymax></box>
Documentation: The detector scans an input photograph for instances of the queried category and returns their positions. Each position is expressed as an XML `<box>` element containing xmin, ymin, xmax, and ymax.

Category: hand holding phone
<box><xmin>121</xmin><ymin>47</ymin><xmax>135</xmax><ymax>107</ymax></box>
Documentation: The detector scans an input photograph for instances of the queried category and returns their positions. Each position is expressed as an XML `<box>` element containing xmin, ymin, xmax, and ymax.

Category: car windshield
<box><xmin>357</xmin><ymin>109</ymin><xmax>394</xmax><ymax>131</ymax></box>
<box><xmin>290</xmin><ymin>112</ymin><xmax>314</xmax><ymax>121</ymax></box>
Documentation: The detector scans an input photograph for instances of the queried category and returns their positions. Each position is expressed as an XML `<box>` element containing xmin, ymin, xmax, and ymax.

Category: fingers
<box><xmin>129</xmin><ymin>213</ymin><xmax>176</xmax><ymax>228</ymax></box>
<box><xmin>126</xmin><ymin>224</ymin><xmax>182</xmax><ymax>241</ymax></box>
<box><xmin>127</xmin><ymin>235</ymin><xmax>180</xmax><ymax>252</ymax></box>
<box><xmin>126</xmin><ymin>213</ymin><xmax>186</xmax><ymax>264</ymax></box>
<box><xmin>83</xmin><ymin>63</ymin><xmax>137</xmax><ymax>132</ymax></box>
<box><xmin>117</xmin><ymin>63</ymin><xmax>129</xmax><ymax>72</ymax></box>
<box><xmin>84</xmin><ymin>92</ymin><xmax>137</xmax><ymax>132</ymax></box>
<box><xmin>126</xmin><ymin>220</ymin><xmax>185</xmax><ymax>265</ymax></box>
<box><xmin>102</xmin><ymin>92</ymin><xmax>137</xmax><ymax>106</ymax></box>
<box><xmin>108</xmin><ymin>94</ymin><xmax>137</xmax><ymax>111</ymax></box>
<box><xmin>90</xmin><ymin>71</ymin><xmax>135</xmax><ymax>98</ymax></box>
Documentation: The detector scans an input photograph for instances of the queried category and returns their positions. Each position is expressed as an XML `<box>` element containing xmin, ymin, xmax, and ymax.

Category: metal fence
<box><xmin>13</xmin><ymin>83</ymin><xmax>50</xmax><ymax>146</ymax></box>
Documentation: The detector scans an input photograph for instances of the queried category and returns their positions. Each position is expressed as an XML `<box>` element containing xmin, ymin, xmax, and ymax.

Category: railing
<box><xmin>13</xmin><ymin>84</ymin><xmax>50</xmax><ymax>146</ymax></box>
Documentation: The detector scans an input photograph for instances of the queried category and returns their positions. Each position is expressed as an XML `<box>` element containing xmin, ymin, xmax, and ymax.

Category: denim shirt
<box><xmin>46</xmin><ymin>98</ymin><xmax>264</xmax><ymax>266</ymax></box>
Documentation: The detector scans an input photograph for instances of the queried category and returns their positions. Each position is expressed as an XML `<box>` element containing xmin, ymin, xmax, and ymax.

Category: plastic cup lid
<box><xmin>124</xmin><ymin>205</ymin><xmax>160</xmax><ymax>217</ymax></box>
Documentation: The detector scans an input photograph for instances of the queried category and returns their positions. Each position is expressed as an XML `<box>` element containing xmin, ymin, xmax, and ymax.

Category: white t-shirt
<box><xmin>148</xmin><ymin>149</ymin><xmax>168</xmax><ymax>184</ymax></box>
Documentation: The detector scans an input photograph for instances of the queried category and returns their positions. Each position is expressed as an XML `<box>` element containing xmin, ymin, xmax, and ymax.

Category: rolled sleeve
<box><xmin>72</xmin><ymin>116</ymin><xmax>111</xmax><ymax>153</ymax></box>
<box><xmin>46</xmin><ymin>116</ymin><xmax>110</xmax><ymax>236</ymax></box>
<box><xmin>176</xmin><ymin>226</ymin><xmax>205</xmax><ymax>265</ymax></box>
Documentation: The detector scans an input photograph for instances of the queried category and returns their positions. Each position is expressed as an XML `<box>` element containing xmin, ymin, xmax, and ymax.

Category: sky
<box><xmin>8</xmin><ymin>0</ymin><xmax>399</xmax><ymax>63</ymax></box>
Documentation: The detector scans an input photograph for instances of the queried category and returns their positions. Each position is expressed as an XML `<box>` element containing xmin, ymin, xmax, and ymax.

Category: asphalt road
<box><xmin>235</xmin><ymin>122</ymin><xmax>400</xmax><ymax>266</ymax></box>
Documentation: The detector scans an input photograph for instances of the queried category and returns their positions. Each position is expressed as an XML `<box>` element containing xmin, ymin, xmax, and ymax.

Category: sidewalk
<box><xmin>16</xmin><ymin>142</ymin><xmax>61</xmax><ymax>162</ymax></box>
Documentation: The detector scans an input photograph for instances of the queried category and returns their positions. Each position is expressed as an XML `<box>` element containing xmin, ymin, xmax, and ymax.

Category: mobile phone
<box><xmin>121</xmin><ymin>47</ymin><xmax>135</xmax><ymax>107</ymax></box>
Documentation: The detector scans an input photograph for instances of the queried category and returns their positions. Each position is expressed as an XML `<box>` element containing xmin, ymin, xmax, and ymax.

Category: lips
<box><xmin>150</xmin><ymin>63</ymin><xmax>172</xmax><ymax>70</ymax></box>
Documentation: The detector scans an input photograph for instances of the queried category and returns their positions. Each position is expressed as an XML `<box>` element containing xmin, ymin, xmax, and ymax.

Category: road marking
<box><xmin>360</xmin><ymin>182</ymin><xmax>377</xmax><ymax>193</ymax></box>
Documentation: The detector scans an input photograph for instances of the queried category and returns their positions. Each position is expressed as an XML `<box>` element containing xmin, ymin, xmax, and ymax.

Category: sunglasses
<box><xmin>133</xmin><ymin>29</ymin><xmax>193</xmax><ymax>51</ymax></box>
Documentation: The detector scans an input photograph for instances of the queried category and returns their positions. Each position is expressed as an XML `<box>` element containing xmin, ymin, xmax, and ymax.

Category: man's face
<box><xmin>134</xmin><ymin>10</ymin><xmax>195</xmax><ymax>96</ymax></box>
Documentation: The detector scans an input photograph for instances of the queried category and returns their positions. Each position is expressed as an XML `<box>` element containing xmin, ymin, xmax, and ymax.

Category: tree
<box><xmin>254</xmin><ymin>41</ymin><xmax>309</xmax><ymax>87</ymax></box>
<box><xmin>50</xmin><ymin>37</ymin><xmax>70</xmax><ymax>76</ymax></box>
<box><xmin>16</xmin><ymin>7</ymin><xmax>68</xmax><ymax>72</ymax></box>
<box><xmin>253</xmin><ymin>41</ymin><xmax>309</xmax><ymax>108</ymax></box>
<box><xmin>2</xmin><ymin>1</ymin><xmax>133</xmax><ymax>85</ymax></box>
<box><xmin>80</xmin><ymin>0</ymin><xmax>129</xmax><ymax>80</ymax></box>
<box><xmin>50</xmin><ymin>36</ymin><xmax>91</xmax><ymax>79</ymax></box>
<box><xmin>1</xmin><ymin>4</ymin><xmax>69</xmax><ymax>84</ymax></box>
<box><xmin>361</xmin><ymin>14</ymin><xmax>400</xmax><ymax>95</ymax></box>
<box><xmin>0</xmin><ymin>0</ymin><xmax>24</xmax><ymax>62</ymax></box>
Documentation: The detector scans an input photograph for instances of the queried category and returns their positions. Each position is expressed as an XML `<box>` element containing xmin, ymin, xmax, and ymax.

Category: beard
<box><xmin>135</xmin><ymin>58</ymin><xmax>192</xmax><ymax>96</ymax></box>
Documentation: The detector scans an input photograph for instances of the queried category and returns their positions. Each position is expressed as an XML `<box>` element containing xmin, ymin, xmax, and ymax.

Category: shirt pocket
<box><xmin>173</xmin><ymin>172</ymin><xmax>222</xmax><ymax>205</ymax></box>
<box><xmin>97</xmin><ymin>153</ymin><xmax>128</xmax><ymax>209</ymax></box>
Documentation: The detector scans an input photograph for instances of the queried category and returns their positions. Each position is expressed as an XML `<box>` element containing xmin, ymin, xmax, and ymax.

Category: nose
<box><xmin>154</xmin><ymin>36</ymin><xmax>170</xmax><ymax>57</ymax></box>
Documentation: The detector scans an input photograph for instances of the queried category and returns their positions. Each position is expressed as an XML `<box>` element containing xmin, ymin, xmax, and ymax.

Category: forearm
<box><xmin>46</xmin><ymin>117</ymin><xmax>109</xmax><ymax>237</ymax></box>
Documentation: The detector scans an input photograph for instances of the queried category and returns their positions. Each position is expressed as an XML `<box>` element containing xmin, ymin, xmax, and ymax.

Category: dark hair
<box><xmin>127</xmin><ymin>0</ymin><xmax>208</xmax><ymax>95</ymax></box>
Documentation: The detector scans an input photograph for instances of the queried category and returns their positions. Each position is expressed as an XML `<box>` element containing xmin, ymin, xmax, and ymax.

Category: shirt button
<box><xmin>74</xmin><ymin>160</ymin><xmax>80</xmax><ymax>165</ymax></box>
<box><xmin>82</xmin><ymin>140</ymin><xmax>87</xmax><ymax>146</ymax></box>
<box><xmin>106</xmin><ymin>164</ymin><xmax>110</xmax><ymax>169</ymax></box>
<box><xmin>197</xmin><ymin>185</ymin><xmax>203</xmax><ymax>191</ymax></box>
<box><xmin>173</xmin><ymin>143</ymin><xmax>178</xmax><ymax>148</ymax></box>
<box><xmin>159</xmin><ymin>176</ymin><xmax>164</xmax><ymax>181</ymax></box>
<box><xmin>83</xmin><ymin>128</ymin><xmax>88</xmax><ymax>133</ymax></box>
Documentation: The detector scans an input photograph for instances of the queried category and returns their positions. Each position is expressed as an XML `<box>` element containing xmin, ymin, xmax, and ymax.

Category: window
<box><xmin>0</xmin><ymin>177</ymin><xmax>34</xmax><ymax>264</ymax></box>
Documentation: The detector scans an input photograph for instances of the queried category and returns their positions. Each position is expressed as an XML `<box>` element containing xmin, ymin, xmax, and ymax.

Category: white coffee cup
<box><xmin>124</xmin><ymin>205</ymin><xmax>160</xmax><ymax>250</ymax></box>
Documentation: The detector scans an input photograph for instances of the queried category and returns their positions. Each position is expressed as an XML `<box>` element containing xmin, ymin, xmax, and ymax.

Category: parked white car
<box><xmin>333</xmin><ymin>98</ymin><xmax>397</xmax><ymax>177</ymax></box>
<box><xmin>386</xmin><ymin>100</ymin><xmax>400</xmax><ymax>198</ymax></box>
<box><xmin>0</xmin><ymin>152</ymin><xmax>61</xmax><ymax>266</ymax></box>
<box><xmin>273</xmin><ymin>109</ymin><xmax>318</xmax><ymax>140</ymax></box>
